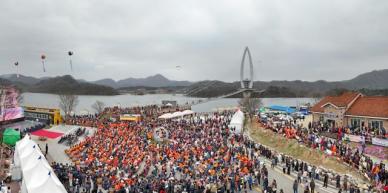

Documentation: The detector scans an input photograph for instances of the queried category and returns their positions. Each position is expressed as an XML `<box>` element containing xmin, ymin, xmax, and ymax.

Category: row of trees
<box><xmin>58</xmin><ymin>94</ymin><xmax>105</xmax><ymax>118</ymax></box>
<box><xmin>60</xmin><ymin>94</ymin><xmax>264</xmax><ymax>121</ymax></box>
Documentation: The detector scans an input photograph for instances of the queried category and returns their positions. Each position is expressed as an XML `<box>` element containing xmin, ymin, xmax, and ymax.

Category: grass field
<box><xmin>247</xmin><ymin>119</ymin><xmax>367</xmax><ymax>182</ymax></box>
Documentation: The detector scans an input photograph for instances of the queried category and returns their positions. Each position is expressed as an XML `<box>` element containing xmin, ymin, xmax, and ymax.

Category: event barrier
<box><xmin>372</xmin><ymin>138</ymin><xmax>388</xmax><ymax>147</ymax></box>
<box><xmin>343</xmin><ymin>134</ymin><xmax>363</xmax><ymax>143</ymax></box>
<box><xmin>344</xmin><ymin>134</ymin><xmax>388</xmax><ymax>147</ymax></box>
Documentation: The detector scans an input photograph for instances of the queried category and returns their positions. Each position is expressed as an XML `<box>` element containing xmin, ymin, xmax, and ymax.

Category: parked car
<box><xmin>291</xmin><ymin>112</ymin><xmax>305</xmax><ymax>119</ymax></box>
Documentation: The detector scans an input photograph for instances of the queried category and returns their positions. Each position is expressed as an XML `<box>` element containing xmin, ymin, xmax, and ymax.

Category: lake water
<box><xmin>21</xmin><ymin>92</ymin><xmax>314</xmax><ymax>114</ymax></box>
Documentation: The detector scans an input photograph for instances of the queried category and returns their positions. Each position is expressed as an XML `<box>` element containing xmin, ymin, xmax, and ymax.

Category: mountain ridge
<box><xmin>0</xmin><ymin>75</ymin><xmax>118</xmax><ymax>95</ymax></box>
<box><xmin>0</xmin><ymin>74</ymin><xmax>192</xmax><ymax>88</ymax></box>
<box><xmin>185</xmin><ymin>69</ymin><xmax>388</xmax><ymax>97</ymax></box>
<box><xmin>1</xmin><ymin>69</ymin><xmax>388</xmax><ymax>97</ymax></box>
<box><xmin>94</xmin><ymin>74</ymin><xmax>192</xmax><ymax>88</ymax></box>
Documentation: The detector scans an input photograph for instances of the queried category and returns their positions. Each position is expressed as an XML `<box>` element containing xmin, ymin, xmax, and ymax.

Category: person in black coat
<box><xmin>45</xmin><ymin>143</ymin><xmax>48</xmax><ymax>156</ymax></box>
<box><xmin>323</xmin><ymin>173</ymin><xmax>328</xmax><ymax>188</ymax></box>
<box><xmin>336</xmin><ymin>175</ymin><xmax>341</xmax><ymax>189</ymax></box>
<box><xmin>310</xmin><ymin>179</ymin><xmax>315</xmax><ymax>193</ymax></box>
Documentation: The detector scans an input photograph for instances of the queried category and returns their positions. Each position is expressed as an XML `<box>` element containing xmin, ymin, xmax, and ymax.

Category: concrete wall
<box><xmin>322</xmin><ymin>105</ymin><xmax>346</xmax><ymax>127</ymax></box>
<box><xmin>313</xmin><ymin>106</ymin><xmax>388</xmax><ymax>129</ymax></box>
<box><xmin>346</xmin><ymin>117</ymin><xmax>388</xmax><ymax>129</ymax></box>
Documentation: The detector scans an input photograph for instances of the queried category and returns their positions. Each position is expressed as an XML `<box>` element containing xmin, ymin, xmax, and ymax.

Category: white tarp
<box><xmin>28</xmin><ymin>173</ymin><xmax>67</xmax><ymax>193</ymax></box>
<box><xmin>12</xmin><ymin>135</ymin><xmax>32</xmax><ymax>180</ymax></box>
<box><xmin>229</xmin><ymin>110</ymin><xmax>244</xmax><ymax>133</ymax></box>
<box><xmin>159</xmin><ymin>110</ymin><xmax>195</xmax><ymax>119</ymax></box>
<box><xmin>22</xmin><ymin>152</ymin><xmax>47</xmax><ymax>176</ymax></box>
<box><xmin>19</xmin><ymin>149</ymin><xmax>67</xmax><ymax>193</ymax></box>
<box><xmin>158</xmin><ymin>113</ymin><xmax>173</xmax><ymax>119</ymax></box>
<box><xmin>182</xmin><ymin>110</ymin><xmax>195</xmax><ymax>116</ymax></box>
<box><xmin>19</xmin><ymin>142</ymin><xmax>39</xmax><ymax>167</ymax></box>
<box><xmin>13</xmin><ymin>134</ymin><xmax>68</xmax><ymax>193</ymax></box>
<box><xmin>14</xmin><ymin>135</ymin><xmax>33</xmax><ymax>167</ymax></box>
<box><xmin>12</xmin><ymin>138</ymin><xmax>38</xmax><ymax>180</ymax></box>
<box><xmin>23</xmin><ymin>158</ymin><xmax>52</xmax><ymax>186</ymax></box>
<box><xmin>171</xmin><ymin>111</ymin><xmax>184</xmax><ymax>118</ymax></box>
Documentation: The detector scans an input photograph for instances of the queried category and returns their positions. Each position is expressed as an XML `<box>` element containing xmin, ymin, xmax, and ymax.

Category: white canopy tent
<box><xmin>14</xmin><ymin>135</ymin><xmax>34</xmax><ymax>167</ymax></box>
<box><xmin>12</xmin><ymin>135</ymin><xmax>68</xmax><ymax>193</ymax></box>
<box><xmin>27</xmin><ymin>173</ymin><xmax>67</xmax><ymax>193</ymax></box>
<box><xmin>181</xmin><ymin>110</ymin><xmax>195</xmax><ymax>116</ymax></box>
<box><xmin>12</xmin><ymin>135</ymin><xmax>37</xmax><ymax>180</ymax></box>
<box><xmin>171</xmin><ymin>111</ymin><xmax>184</xmax><ymax>118</ymax></box>
<box><xmin>228</xmin><ymin>110</ymin><xmax>245</xmax><ymax>133</ymax></box>
<box><xmin>22</xmin><ymin>158</ymin><xmax>52</xmax><ymax>187</ymax></box>
<box><xmin>158</xmin><ymin>110</ymin><xmax>195</xmax><ymax>119</ymax></box>
<box><xmin>158</xmin><ymin>113</ymin><xmax>173</xmax><ymax>119</ymax></box>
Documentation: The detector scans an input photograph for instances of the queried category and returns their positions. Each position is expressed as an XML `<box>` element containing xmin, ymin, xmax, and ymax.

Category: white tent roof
<box><xmin>230</xmin><ymin>110</ymin><xmax>244</xmax><ymax>124</ymax></box>
<box><xmin>14</xmin><ymin>135</ymin><xmax>68</xmax><ymax>193</ymax></box>
<box><xmin>159</xmin><ymin>110</ymin><xmax>195</xmax><ymax>119</ymax></box>
<box><xmin>14</xmin><ymin>135</ymin><xmax>31</xmax><ymax>168</ymax></box>
<box><xmin>23</xmin><ymin>158</ymin><xmax>52</xmax><ymax>184</ymax></box>
<box><xmin>16</xmin><ymin>135</ymin><xmax>30</xmax><ymax>150</ymax></box>
<box><xmin>171</xmin><ymin>111</ymin><xmax>184</xmax><ymax>118</ymax></box>
<box><xmin>27</xmin><ymin>171</ymin><xmax>67</xmax><ymax>193</ymax></box>
<box><xmin>182</xmin><ymin>110</ymin><xmax>195</xmax><ymax>115</ymax></box>
<box><xmin>165</xmin><ymin>103</ymin><xmax>173</xmax><ymax>106</ymax></box>
<box><xmin>229</xmin><ymin>110</ymin><xmax>245</xmax><ymax>133</ymax></box>
<box><xmin>16</xmin><ymin>140</ymin><xmax>38</xmax><ymax>168</ymax></box>
<box><xmin>158</xmin><ymin>113</ymin><xmax>173</xmax><ymax>119</ymax></box>
<box><xmin>22</xmin><ymin>152</ymin><xmax>47</xmax><ymax>174</ymax></box>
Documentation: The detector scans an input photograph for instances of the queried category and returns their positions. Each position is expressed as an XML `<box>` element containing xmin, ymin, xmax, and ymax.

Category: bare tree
<box><xmin>311</xmin><ymin>93</ymin><xmax>322</xmax><ymax>105</ymax></box>
<box><xmin>59</xmin><ymin>94</ymin><xmax>79</xmax><ymax>117</ymax></box>
<box><xmin>239</xmin><ymin>97</ymin><xmax>263</xmax><ymax>118</ymax></box>
<box><xmin>92</xmin><ymin>100</ymin><xmax>105</xmax><ymax>114</ymax></box>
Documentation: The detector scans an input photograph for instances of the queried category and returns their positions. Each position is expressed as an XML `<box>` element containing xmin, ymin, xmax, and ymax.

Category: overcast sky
<box><xmin>0</xmin><ymin>0</ymin><xmax>387</xmax><ymax>82</ymax></box>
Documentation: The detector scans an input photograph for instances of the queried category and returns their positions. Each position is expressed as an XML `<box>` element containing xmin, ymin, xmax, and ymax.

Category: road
<box><xmin>254</xmin><ymin>157</ymin><xmax>338</xmax><ymax>193</ymax></box>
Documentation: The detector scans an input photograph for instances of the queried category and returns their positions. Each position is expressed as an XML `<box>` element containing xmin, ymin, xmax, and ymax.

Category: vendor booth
<box><xmin>12</xmin><ymin>135</ymin><xmax>67</xmax><ymax>193</ymax></box>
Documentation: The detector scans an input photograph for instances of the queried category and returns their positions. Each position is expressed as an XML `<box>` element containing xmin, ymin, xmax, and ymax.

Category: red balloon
<box><xmin>41</xmin><ymin>54</ymin><xmax>46</xmax><ymax>60</ymax></box>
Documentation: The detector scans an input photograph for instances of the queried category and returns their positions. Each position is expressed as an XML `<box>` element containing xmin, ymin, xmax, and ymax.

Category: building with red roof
<box><xmin>311</xmin><ymin>92</ymin><xmax>388</xmax><ymax>130</ymax></box>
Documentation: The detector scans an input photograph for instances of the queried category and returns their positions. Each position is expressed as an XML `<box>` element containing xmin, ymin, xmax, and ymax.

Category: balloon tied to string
<box><xmin>68</xmin><ymin>51</ymin><xmax>74</xmax><ymax>72</ymax></box>
<box><xmin>14</xmin><ymin>62</ymin><xmax>19</xmax><ymax>78</ymax></box>
<box><xmin>41</xmin><ymin>54</ymin><xmax>46</xmax><ymax>72</ymax></box>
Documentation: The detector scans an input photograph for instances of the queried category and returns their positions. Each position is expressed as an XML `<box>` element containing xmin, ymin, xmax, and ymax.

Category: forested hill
<box><xmin>1</xmin><ymin>75</ymin><xmax>118</xmax><ymax>95</ymax></box>
<box><xmin>186</xmin><ymin>69</ymin><xmax>388</xmax><ymax>98</ymax></box>
<box><xmin>1</xmin><ymin>69</ymin><xmax>387</xmax><ymax>97</ymax></box>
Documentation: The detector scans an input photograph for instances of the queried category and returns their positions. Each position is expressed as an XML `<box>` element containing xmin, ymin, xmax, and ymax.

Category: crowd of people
<box><xmin>45</xmin><ymin>105</ymin><xmax>388</xmax><ymax>193</ymax></box>
<box><xmin>260</xmin><ymin>115</ymin><xmax>387</xmax><ymax>190</ymax></box>
<box><xmin>308</xmin><ymin>121</ymin><xmax>387</xmax><ymax>139</ymax></box>
<box><xmin>60</xmin><ymin>110</ymin><xmax>260</xmax><ymax>192</ymax></box>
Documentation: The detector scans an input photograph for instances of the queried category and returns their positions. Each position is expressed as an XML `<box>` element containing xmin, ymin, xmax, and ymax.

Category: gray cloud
<box><xmin>1</xmin><ymin>0</ymin><xmax>387</xmax><ymax>82</ymax></box>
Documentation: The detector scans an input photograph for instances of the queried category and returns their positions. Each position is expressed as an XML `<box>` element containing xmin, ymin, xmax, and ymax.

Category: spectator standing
<box><xmin>293</xmin><ymin>180</ymin><xmax>298</xmax><ymax>193</ymax></box>
<box><xmin>45</xmin><ymin>143</ymin><xmax>48</xmax><ymax>156</ymax></box>
<box><xmin>310</xmin><ymin>179</ymin><xmax>315</xmax><ymax>193</ymax></box>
